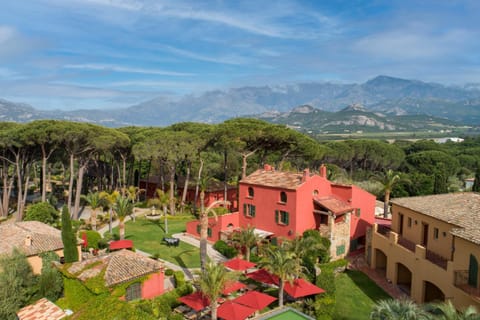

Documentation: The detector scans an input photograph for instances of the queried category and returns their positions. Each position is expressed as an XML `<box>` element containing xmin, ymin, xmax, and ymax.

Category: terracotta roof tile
<box><xmin>68</xmin><ymin>249</ymin><xmax>164</xmax><ymax>287</ymax></box>
<box><xmin>0</xmin><ymin>221</ymin><xmax>64</xmax><ymax>257</ymax></box>
<box><xmin>240</xmin><ymin>169</ymin><xmax>307</xmax><ymax>189</ymax></box>
<box><xmin>314</xmin><ymin>196</ymin><xmax>353</xmax><ymax>214</ymax></box>
<box><xmin>17</xmin><ymin>298</ymin><xmax>67</xmax><ymax>320</ymax></box>
<box><xmin>391</xmin><ymin>192</ymin><xmax>480</xmax><ymax>244</ymax></box>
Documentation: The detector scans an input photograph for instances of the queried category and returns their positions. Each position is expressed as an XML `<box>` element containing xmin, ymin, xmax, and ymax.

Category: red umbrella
<box><xmin>217</xmin><ymin>301</ymin><xmax>256</xmax><ymax>320</ymax></box>
<box><xmin>82</xmin><ymin>232</ymin><xmax>88</xmax><ymax>250</ymax></box>
<box><xmin>109</xmin><ymin>239</ymin><xmax>133</xmax><ymax>251</ymax></box>
<box><xmin>222</xmin><ymin>281</ymin><xmax>247</xmax><ymax>295</ymax></box>
<box><xmin>178</xmin><ymin>292</ymin><xmax>210</xmax><ymax>311</ymax></box>
<box><xmin>246</xmin><ymin>269</ymin><xmax>279</xmax><ymax>285</ymax></box>
<box><xmin>223</xmin><ymin>258</ymin><xmax>256</xmax><ymax>271</ymax></box>
<box><xmin>283</xmin><ymin>278</ymin><xmax>325</xmax><ymax>298</ymax></box>
<box><xmin>233</xmin><ymin>290</ymin><xmax>277</xmax><ymax>311</ymax></box>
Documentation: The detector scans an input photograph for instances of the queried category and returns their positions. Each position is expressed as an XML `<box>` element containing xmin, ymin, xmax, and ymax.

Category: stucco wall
<box><xmin>186</xmin><ymin>212</ymin><xmax>239</xmax><ymax>242</ymax></box>
<box><xmin>141</xmin><ymin>272</ymin><xmax>165</xmax><ymax>299</ymax></box>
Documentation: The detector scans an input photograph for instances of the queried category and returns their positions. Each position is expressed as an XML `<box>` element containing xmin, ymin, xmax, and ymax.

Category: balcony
<box><xmin>397</xmin><ymin>236</ymin><xmax>416</xmax><ymax>252</ymax></box>
<box><xmin>425</xmin><ymin>249</ymin><xmax>448</xmax><ymax>270</ymax></box>
<box><xmin>454</xmin><ymin>270</ymin><xmax>480</xmax><ymax>298</ymax></box>
<box><xmin>377</xmin><ymin>225</ymin><xmax>391</xmax><ymax>237</ymax></box>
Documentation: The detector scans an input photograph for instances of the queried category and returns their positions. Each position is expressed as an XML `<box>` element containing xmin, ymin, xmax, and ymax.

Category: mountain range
<box><xmin>2</xmin><ymin>75</ymin><xmax>480</xmax><ymax>128</ymax></box>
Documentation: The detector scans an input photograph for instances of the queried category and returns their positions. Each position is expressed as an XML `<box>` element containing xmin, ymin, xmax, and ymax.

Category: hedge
<box><xmin>213</xmin><ymin>240</ymin><xmax>237</xmax><ymax>258</ymax></box>
<box><xmin>314</xmin><ymin>259</ymin><xmax>348</xmax><ymax>318</ymax></box>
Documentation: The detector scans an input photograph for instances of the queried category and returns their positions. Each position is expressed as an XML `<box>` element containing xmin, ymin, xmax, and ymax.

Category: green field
<box><xmin>111</xmin><ymin>215</ymin><xmax>201</xmax><ymax>268</ymax></box>
<box><xmin>333</xmin><ymin>270</ymin><xmax>391</xmax><ymax>320</ymax></box>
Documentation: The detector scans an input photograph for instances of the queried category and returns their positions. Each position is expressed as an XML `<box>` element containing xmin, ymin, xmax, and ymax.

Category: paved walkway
<box><xmin>347</xmin><ymin>251</ymin><xmax>408</xmax><ymax>300</ymax></box>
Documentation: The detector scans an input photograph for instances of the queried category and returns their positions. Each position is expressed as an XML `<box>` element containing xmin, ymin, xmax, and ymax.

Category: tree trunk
<box><xmin>73</xmin><ymin>163</ymin><xmax>87</xmax><ymax>220</ymax></box>
<box><xmin>383</xmin><ymin>190</ymin><xmax>391</xmax><ymax>218</ymax></box>
<box><xmin>67</xmin><ymin>154</ymin><xmax>75</xmax><ymax>213</ymax></box>
<box><xmin>15</xmin><ymin>155</ymin><xmax>23</xmax><ymax>221</ymax></box>
<box><xmin>169</xmin><ymin>164</ymin><xmax>176</xmax><ymax>216</ymax></box>
<box><xmin>278</xmin><ymin>279</ymin><xmax>285</xmax><ymax>307</ymax></box>
<box><xmin>199</xmin><ymin>190</ymin><xmax>207</xmax><ymax>271</ymax></box>
<box><xmin>163</xmin><ymin>204</ymin><xmax>168</xmax><ymax>234</ymax></box>
<box><xmin>181</xmin><ymin>161</ymin><xmax>190</xmax><ymax>213</ymax></box>
<box><xmin>193</xmin><ymin>159</ymin><xmax>204</xmax><ymax>216</ymax></box>
<box><xmin>41</xmin><ymin>145</ymin><xmax>47</xmax><ymax>202</ymax></box>
<box><xmin>211</xmin><ymin>301</ymin><xmax>218</xmax><ymax>320</ymax></box>
<box><xmin>91</xmin><ymin>208</ymin><xmax>97</xmax><ymax>231</ymax></box>
<box><xmin>119</xmin><ymin>218</ymin><xmax>125</xmax><ymax>240</ymax></box>
<box><xmin>122</xmin><ymin>156</ymin><xmax>127</xmax><ymax>191</ymax></box>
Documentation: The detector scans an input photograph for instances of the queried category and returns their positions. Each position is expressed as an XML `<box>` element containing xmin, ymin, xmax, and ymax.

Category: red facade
<box><xmin>141</xmin><ymin>272</ymin><xmax>165</xmax><ymax>299</ymax></box>
<box><xmin>186</xmin><ymin>164</ymin><xmax>376</xmax><ymax>251</ymax></box>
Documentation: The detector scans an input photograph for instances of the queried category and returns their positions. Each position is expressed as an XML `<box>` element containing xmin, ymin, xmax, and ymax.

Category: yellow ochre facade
<box><xmin>369</xmin><ymin>192</ymin><xmax>480</xmax><ymax>310</ymax></box>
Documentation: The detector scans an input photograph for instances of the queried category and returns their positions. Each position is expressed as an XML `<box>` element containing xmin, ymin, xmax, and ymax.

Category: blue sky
<box><xmin>1</xmin><ymin>0</ymin><xmax>479</xmax><ymax>110</ymax></box>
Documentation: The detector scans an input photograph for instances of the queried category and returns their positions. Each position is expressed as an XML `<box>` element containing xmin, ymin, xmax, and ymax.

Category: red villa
<box><xmin>186</xmin><ymin>164</ymin><xmax>376</xmax><ymax>259</ymax></box>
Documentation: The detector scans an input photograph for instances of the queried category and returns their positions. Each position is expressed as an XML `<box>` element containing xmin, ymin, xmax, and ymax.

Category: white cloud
<box><xmin>63</xmin><ymin>63</ymin><xmax>195</xmax><ymax>76</ymax></box>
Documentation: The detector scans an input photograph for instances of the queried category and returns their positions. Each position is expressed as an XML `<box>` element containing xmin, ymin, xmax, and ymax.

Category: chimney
<box><xmin>302</xmin><ymin>168</ymin><xmax>310</xmax><ymax>182</ymax></box>
<box><xmin>320</xmin><ymin>164</ymin><xmax>327</xmax><ymax>178</ymax></box>
<box><xmin>24</xmin><ymin>235</ymin><xmax>32</xmax><ymax>246</ymax></box>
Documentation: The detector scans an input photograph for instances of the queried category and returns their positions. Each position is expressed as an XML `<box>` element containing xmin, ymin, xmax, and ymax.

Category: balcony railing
<box><xmin>377</xmin><ymin>225</ymin><xmax>391</xmax><ymax>237</ymax></box>
<box><xmin>425</xmin><ymin>249</ymin><xmax>448</xmax><ymax>270</ymax></box>
<box><xmin>454</xmin><ymin>270</ymin><xmax>480</xmax><ymax>298</ymax></box>
<box><xmin>397</xmin><ymin>236</ymin><xmax>416</xmax><ymax>252</ymax></box>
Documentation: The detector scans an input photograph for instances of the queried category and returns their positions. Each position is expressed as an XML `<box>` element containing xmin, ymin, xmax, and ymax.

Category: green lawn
<box><xmin>333</xmin><ymin>270</ymin><xmax>391</xmax><ymax>320</ymax></box>
<box><xmin>110</xmin><ymin>215</ymin><xmax>201</xmax><ymax>268</ymax></box>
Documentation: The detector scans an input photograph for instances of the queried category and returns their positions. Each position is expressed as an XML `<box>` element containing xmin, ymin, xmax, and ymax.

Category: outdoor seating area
<box><xmin>176</xmin><ymin>257</ymin><xmax>325</xmax><ymax>320</ymax></box>
<box><xmin>162</xmin><ymin>237</ymin><xmax>180</xmax><ymax>247</ymax></box>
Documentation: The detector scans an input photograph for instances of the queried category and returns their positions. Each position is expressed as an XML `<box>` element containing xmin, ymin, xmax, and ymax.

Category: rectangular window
<box><xmin>407</xmin><ymin>217</ymin><xmax>412</xmax><ymax>227</ymax></box>
<box><xmin>434</xmin><ymin>227</ymin><xmax>439</xmax><ymax>239</ymax></box>
<box><xmin>196</xmin><ymin>224</ymin><xmax>200</xmax><ymax>234</ymax></box>
<box><xmin>355</xmin><ymin>208</ymin><xmax>361</xmax><ymax>217</ymax></box>
<box><xmin>243</xmin><ymin>204</ymin><xmax>256</xmax><ymax>217</ymax></box>
<box><xmin>275</xmin><ymin>210</ymin><xmax>289</xmax><ymax>225</ymax></box>
<box><xmin>207</xmin><ymin>228</ymin><xmax>212</xmax><ymax>237</ymax></box>
<box><xmin>125</xmin><ymin>282</ymin><xmax>142</xmax><ymax>301</ymax></box>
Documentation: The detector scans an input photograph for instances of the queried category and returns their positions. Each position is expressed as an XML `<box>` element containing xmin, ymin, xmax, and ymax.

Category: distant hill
<box><xmin>254</xmin><ymin>104</ymin><xmax>468</xmax><ymax>135</ymax></box>
<box><xmin>1</xmin><ymin>75</ymin><xmax>480</xmax><ymax>127</ymax></box>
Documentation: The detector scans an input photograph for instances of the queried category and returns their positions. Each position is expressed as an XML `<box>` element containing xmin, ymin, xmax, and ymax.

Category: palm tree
<box><xmin>81</xmin><ymin>192</ymin><xmax>104</xmax><ymax>231</ymax></box>
<box><xmin>114</xmin><ymin>196</ymin><xmax>133</xmax><ymax>240</ymax></box>
<box><xmin>424</xmin><ymin>300</ymin><xmax>479</xmax><ymax>319</ymax></box>
<box><xmin>370</xmin><ymin>298</ymin><xmax>429</xmax><ymax>320</ymax></box>
<box><xmin>232</xmin><ymin>226</ymin><xmax>259</xmax><ymax>261</ymax></box>
<box><xmin>372</xmin><ymin>169</ymin><xmax>401</xmax><ymax>218</ymax></box>
<box><xmin>99</xmin><ymin>190</ymin><xmax>120</xmax><ymax>235</ymax></box>
<box><xmin>260</xmin><ymin>244</ymin><xmax>302</xmax><ymax>307</ymax></box>
<box><xmin>197</xmin><ymin>260</ymin><xmax>238</xmax><ymax>320</ymax></box>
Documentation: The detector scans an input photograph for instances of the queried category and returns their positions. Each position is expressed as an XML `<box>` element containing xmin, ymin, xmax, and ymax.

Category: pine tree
<box><xmin>61</xmin><ymin>206</ymin><xmax>78</xmax><ymax>263</ymax></box>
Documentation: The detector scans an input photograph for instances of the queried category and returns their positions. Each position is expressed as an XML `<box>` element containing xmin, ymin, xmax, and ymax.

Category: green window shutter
<box><xmin>207</xmin><ymin>228</ymin><xmax>212</xmax><ymax>237</ymax></box>
<box><xmin>252</xmin><ymin>205</ymin><xmax>256</xmax><ymax>217</ymax></box>
<box><xmin>275</xmin><ymin>210</ymin><xmax>279</xmax><ymax>224</ymax></box>
<box><xmin>336</xmin><ymin>244</ymin><xmax>345</xmax><ymax>256</ymax></box>
<box><xmin>285</xmin><ymin>212</ymin><xmax>289</xmax><ymax>225</ymax></box>
<box><xmin>243</xmin><ymin>204</ymin><xmax>247</xmax><ymax>216</ymax></box>
<box><xmin>196</xmin><ymin>224</ymin><xmax>200</xmax><ymax>234</ymax></box>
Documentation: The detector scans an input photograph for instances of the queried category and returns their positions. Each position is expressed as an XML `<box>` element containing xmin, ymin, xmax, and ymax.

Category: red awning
<box><xmin>222</xmin><ymin>281</ymin><xmax>247</xmax><ymax>295</ymax></box>
<box><xmin>246</xmin><ymin>269</ymin><xmax>279</xmax><ymax>285</ymax></box>
<box><xmin>223</xmin><ymin>258</ymin><xmax>256</xmax><ymax>271</ymax></box>
<box><xmin>217</xmin><ymin>301</ymin><xmax>256</xmax><ymax>320</ymax></box>
<box><xmin>284</xmin><ymin>278</ymin><xmax>325</xmax><ymax>298</ymax></box>
<box><xmin>109</xmin><ymin>240</ymin><xmax>134</xmax><ymax>251</ymax></box>
<box><xmin>233</xmin><ymin>290</ymin><xmax>277</xmax><ymax>311</ymax></box>
<box><xmin>178</xmin><ymin>292</ymin><xmax>210</xmax><ymax>311</ymax></box>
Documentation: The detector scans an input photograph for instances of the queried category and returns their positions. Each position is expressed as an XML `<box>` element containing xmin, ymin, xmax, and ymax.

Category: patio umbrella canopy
<box><xmin>217</xmin><ymin>300</ymin><xmax>256</xmax><ymax>320</ymax></box>
<box><xmin>222</xmin><ymin>281</ymin><xmax>247</xmax><ymax>295</ymax></box>
<box><xmin>178</xmin><ymin>292</ymin><xmax>210</xmax><ymax>311</ymax></box>
<box><xmin>284</xmin><ymin>278</ymin><xmax>325</xmax><ymax>298</ymax></box>
<box><xmin>223</xmin><ymin>257</ymin><xmax>256</xmax><ymax>271</ymax></box>
<box><xmin>246</xmin><ymin>269</ymin><xmax>279</xmax><ymax>285</ymax></box>
<box><xmin>109</xmin><ymin>239</ymin><xmax>133</xmax><ymax>251</ymax></box>
<box><xmin>233</xmin><ymin>290</ymin><xmax>277</xmax><ymax>311</ymax></box>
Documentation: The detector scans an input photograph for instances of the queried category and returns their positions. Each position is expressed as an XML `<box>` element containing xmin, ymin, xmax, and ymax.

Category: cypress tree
<box><xmin>61</xmin><ymin>206</ymin><xmax>78</xmax><ymax>263</ymax></box>
<box><xmin>473</xmin><ymin>163</ymin><xmax>480</xmax><ymax>192</ymax></box>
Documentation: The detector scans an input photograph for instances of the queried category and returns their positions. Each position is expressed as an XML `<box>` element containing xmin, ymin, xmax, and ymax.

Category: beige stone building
<box><xmin>0</xmin><ymin>220</ymin><xmax>81</xmax><ymax>274</ymax></box>
<box><xmin>369</xmin><ymin>192</ymin><xmax>480</xmax><ymax>309</ymax></box>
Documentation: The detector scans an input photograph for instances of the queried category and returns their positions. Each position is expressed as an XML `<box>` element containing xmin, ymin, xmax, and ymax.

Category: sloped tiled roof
<box><xmin>68</xmin><ymin>249</ymin><xmax>164</xmax><ymax>287</ymax></box>
<box><xmin>0</xmin><ymin>221</ymin><xmax>64</xmax><ymax>257</ymax></box>
<box><xmin>17</xmin><ymin>298</ymin><xmax>67</xmax><ymax>320</ymax></box>
<box><xmin>240</xmin><ymin>169</ymin><xmax>308</xmax><ymax>189</ymax></box>
<box><xmin>391</xmin><ymin>192</ymin><xmax>480</xmax><ymax>244</ymax></box>
<box><xmin>314</xmin><ymin>196</ymin><xmax>353</xmax><ymax>214</ymax></box>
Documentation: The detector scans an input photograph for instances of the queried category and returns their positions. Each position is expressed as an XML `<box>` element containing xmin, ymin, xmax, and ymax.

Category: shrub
<box><xmin>213</xmin><ymin>240</ymin><xmax>238</xmax><ymax>258</ymax></box>
<box><xmin>61</xmin><ymin>206</ymin><xmax>79</xmax><ymax>263</ymax></box>
<box><xmin>24</xmin><ymin>202</ymin><xmax>59</xmax><ymax>226</ymax></box>
<box><xmin>173</xmin><ymin>271</ymin><xmax>185</xmax><ymax>288</ymax></box>
<box><xmin>37</xmin><ymin>252</ymin><xmax>63</xmax><ymax>301</ymax></box>
<box><xmin>164</xmin><ymin>269</ymin><xmax>174</xmax><ymax>276</ymax></box>
<box><xmin>82</xmin><ymin>230</ymin><xmax>102</xmax><ymax>250</ymax></box>
<box><xmin>314</xmin><ymin>259</ymin><xmax>347</xmax><ymax>319</ymax></box>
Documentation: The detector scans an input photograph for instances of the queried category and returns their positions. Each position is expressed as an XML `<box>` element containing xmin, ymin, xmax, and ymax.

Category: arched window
<box><xmin>313</xmin><ymin>190</ymin><xmax>319</xmax><ymax>196</ymax></box>
<box><xmin>248</xmin><ymin>187</ymin><xmax>254</xmax><ymax>198</ymax></box>
<box><xmin>469</xmin><ymin>254</ymin><xmax>478</xmax><ymax>287</ymax></box>
<box><xmin>280</xmin><ymin>191</ymin><xmax>287</xmax><ymax>203</ymax></box>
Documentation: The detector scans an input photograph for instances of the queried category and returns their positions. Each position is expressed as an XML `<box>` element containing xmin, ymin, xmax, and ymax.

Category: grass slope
<box><xmin>334</xmin><ymin>270</ymin><xmax>391</xmax><ymax>320</ymax></box>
